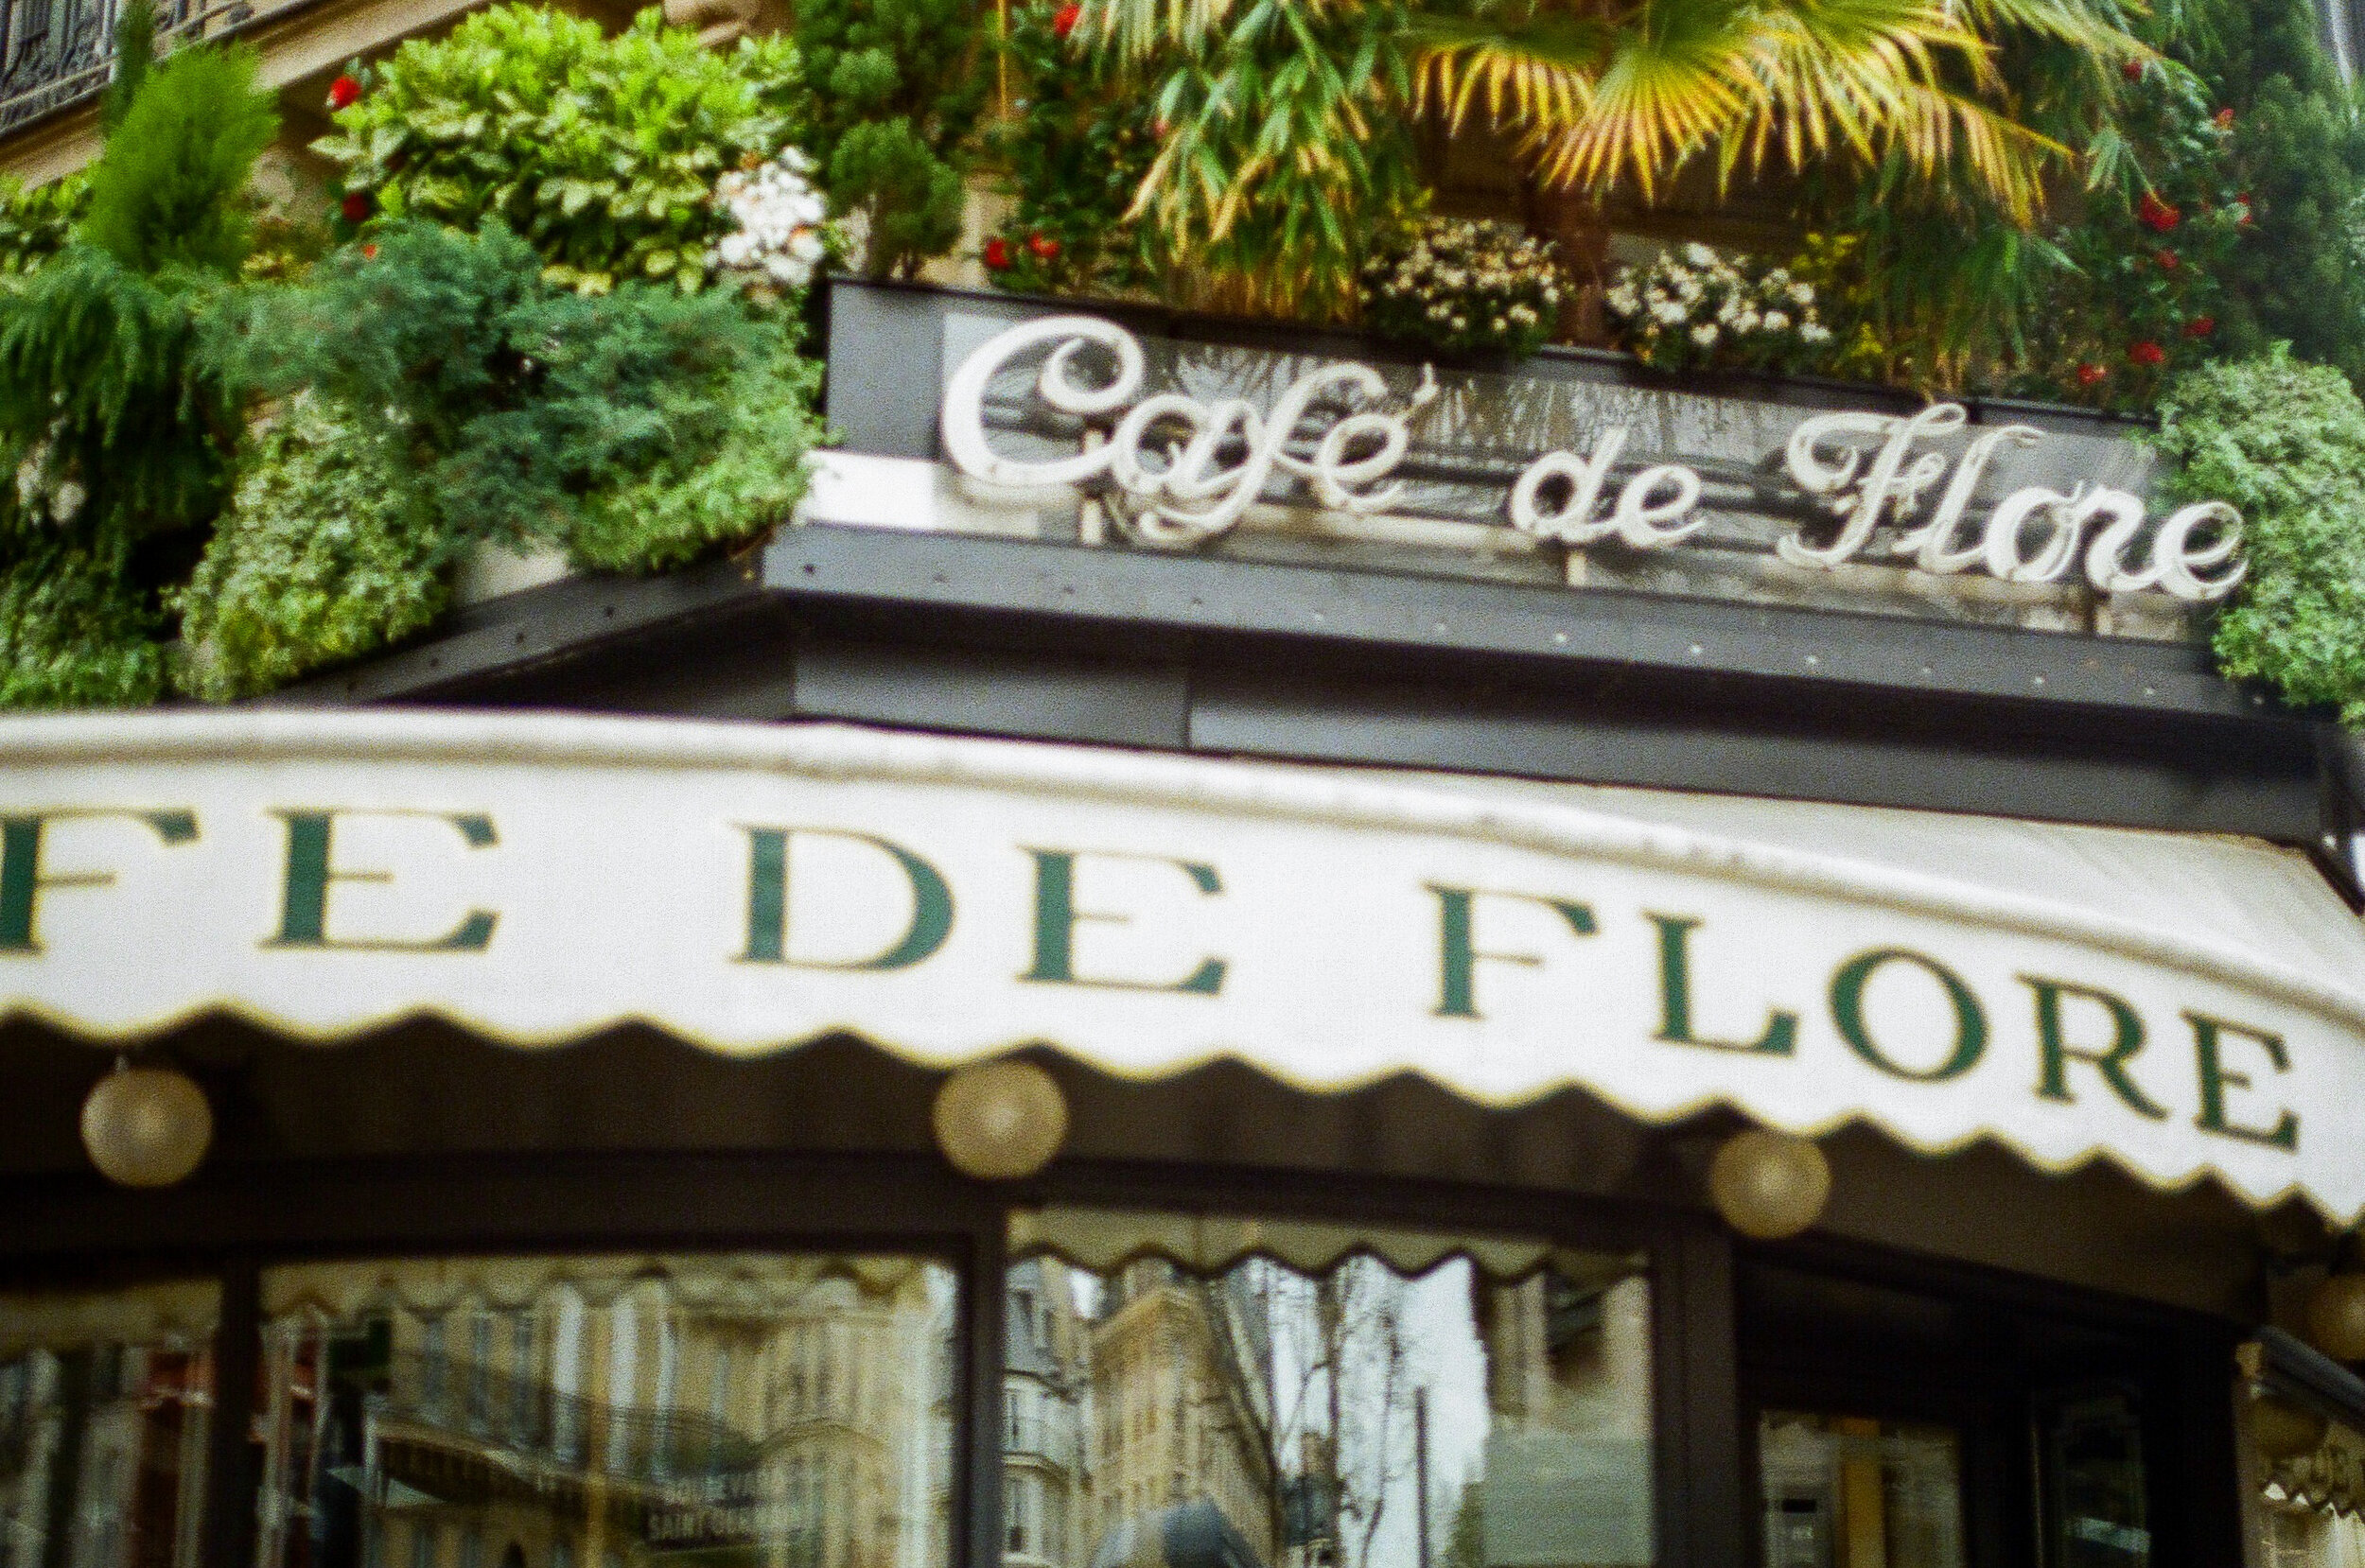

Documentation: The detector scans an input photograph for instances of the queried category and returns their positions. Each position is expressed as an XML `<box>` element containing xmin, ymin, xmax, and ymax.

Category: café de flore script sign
<box><xmin>942</xmin><ymin>317</ymin><xmax>2248</xmax><ymax>600</ymax></box>
<box><xmin>3</xmin><ymin>711</ymin><xmax>2361</xmax><ymax>1217</ymax></box>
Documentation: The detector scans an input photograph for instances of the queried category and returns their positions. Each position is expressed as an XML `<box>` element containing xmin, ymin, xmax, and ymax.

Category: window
<box><xmin>1003</xmin><ymin>1211</ymin><xmax>1656</xmax><ymax>1568</ymax></box>
<box><xmin>0</xmin><ymin>1281</ymin><xmax>216</xmax><ymax>1568</ymax></box>
<box><xmin>254</xmin><ymin>1254</ymin><xmax>958</xmax><ymax>1568</ymax></box>
<box><xmin>1760</xmin><ymin>1412</ymin><xmax>1965</xmax><ymax>1568</ymax></box>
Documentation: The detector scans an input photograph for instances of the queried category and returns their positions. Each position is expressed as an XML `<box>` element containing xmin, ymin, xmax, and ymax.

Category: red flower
<box><xmin>326</xmin><ymin>74</ymin><xmax>361</xmax><ymax>111</ymax></box>
<box><xmin>360</xmin><ymin>242</ymin><xmax>378</xmax><ymax>260</ymax></box>
<box><xmin>2075</xmin><ymin>363</ymin><xmax>2109</xmax><ymax>387</ymax></box>
<box><xmin>2122</xmin><ymin>57</ymin><xmax>2145</xmax><ymax>81</ymax></box>
<box><xmin>2136</xmin><ymin>191</ymin><xmax>2181</xmax><ymax>233</ymax></box>
<box><xmin>1051</xmin><ymin>2</ymin><xmax>1080</xmax><ymax>35</ymax></box>
<box><xmin>2235</xmin><ymin>194</ymin><xmax>2254</xmax><ymax>224</ymax></box>
<box><xmin>2184</xmin><ymin>315</ymin><xmax>2216</xmax><ymax>338</ymax></box>
<box><xmin>2127</xmin><ymin>340</ymin><xmax>2166</xmax><ymax>367</ymax></box>
<box><xmin>2154</xmin><ymin>248</ymin><xmax>2179</xmax><ymax>270</ymax></box>
<box><xmin>984</xmin><ymin>237</ymin><xmax>1012</xmax><ymax>270</ymax></box>
<box><xmin>1026</xmin><ymin>232</ymin><xmax>1061</xmax><ymax>260</ymax></box>
<box><xmin>1154</xmin><ymin>116</ymin><xmax>1171</xmax><ymax>138</ymax></box>
<box><xmin>340</xmin><ymin>190</ymin><xmax>371</xmax><ymax>223</ymax></box>
<box><xmin>2214</xmin><ymin>106</ymin><xmax>2235</xmax><ymax>129</ymax></box>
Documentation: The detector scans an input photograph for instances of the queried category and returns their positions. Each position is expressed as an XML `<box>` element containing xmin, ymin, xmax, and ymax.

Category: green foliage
<box><xmin>0</xmin><ymin>172</ymin><xmax>91</xmax><ymax>276</ymax></box>
<box><xmin>314</xmin><ymin>6</ymin><xmax>803</xmax><ymax>293</ymax></box>
<box><xmin>79</xmin><ymin>43</ymin><xmax>277</xmax><ymax>275</ymax></box>
<box><xmin>1088</xmin><ymin>0</ymin><xmax>1423</xmax><ymax>321</ymax></box>
<box><xmin>2154</xmin><ymin>351</ymin><xmax>2365</xmax><ymax>724</ymax></box>
<box><xmin>219</xmin><ymin>222</ymin><xmax>820</xmax><ymax>568</ymax></box>
<box><xmin>983</xmin><ymin>0</ymin><xmax>1159</xmax><ymax>298</ymax></box>
<box><xmin>798</xmin><ymin>0</ymin><xmax>987</xmax><ymax>277</ymax></box>
<box><xmin>2012</xmin><ymin>61</ymin><xmax>2246</xmax><ymax>408</ymax></box>
<box><xmin>172</xmin><ymin>395</ymin><xmax>447</xmax><ymax>701</ymax></box>
<box><xmin>0</xmin><ymin>545</ymin><xmax>166</xmax><ymax>708</ymax></box>
<box><xmin>2157</xmin><ymin>0</ymin><xmax>2365</xmax><ymax>388</ymax></box>
<box><xmin>0</xmin><ymin>248</ymin><xmax>238</xmax><ymax>564</ymax></box>
<box><xmin>100</xmin><ymin>0</ymin><xmax>157</xmax><ymax>133</ymax></box>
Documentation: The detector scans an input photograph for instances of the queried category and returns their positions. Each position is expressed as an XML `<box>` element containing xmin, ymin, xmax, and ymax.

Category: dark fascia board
<box><xmin>762</xmin><ymin>523</ymin><xmax>2276</xmax><ymax>726</ymax></box>
<box><xmin>260</xmin><ymin>552</ymin><xmax>774</xmax><ymax>706</ymax></box>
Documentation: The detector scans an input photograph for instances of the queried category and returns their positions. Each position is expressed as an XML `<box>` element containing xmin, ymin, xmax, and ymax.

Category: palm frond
<box><xmin>1407</xmin><ymin>11</ymin><xmax>1611</xmax><ymax>131</ymax></box>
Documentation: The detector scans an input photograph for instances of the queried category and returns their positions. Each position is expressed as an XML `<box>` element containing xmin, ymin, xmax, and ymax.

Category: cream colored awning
<box><xmin>0</xmin><ymin>710</ymin><xmax>2358</xmax><ymax>1218</ymax></box>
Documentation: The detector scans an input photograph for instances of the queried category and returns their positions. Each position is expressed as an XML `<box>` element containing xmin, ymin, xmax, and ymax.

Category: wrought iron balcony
<box><xmin>0</xmin><ymin>0</ymin><xmax>277</xmax><ymax>139</ymax></box>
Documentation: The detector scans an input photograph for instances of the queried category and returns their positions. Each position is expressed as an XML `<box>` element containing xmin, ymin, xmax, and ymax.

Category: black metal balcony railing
<box><xmin>0</xmin><ymin>0</ymin><xmax>260</xmax><ymax>138</ymax></box>
<box><xmin>373</xmin><ymin>1350</ymin><xmax>766</xmax><ymax>1485</ymax></box>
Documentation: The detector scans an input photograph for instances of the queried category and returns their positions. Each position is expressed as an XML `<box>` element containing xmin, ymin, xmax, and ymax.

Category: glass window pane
<box><xmin>1758</xmin><ymin>1412</ymin><xmax>1963</xmax><ymax>1568</ymax></box>
<box><xmin>2037</xmin><ymin>1385</ymin><xmax>2149</xmax><ymax>1568</ymax></box>
<box><xmin>254</xmin><ymin>1255</ymin><xmax>957</xmax><ymax>1568</ymax></box>
<box><xmin>1005</xmin><ymin>1212</ymin><xmax>1654</xmax><ymax>1568</ymax></box>
<box><xmin>0</xmin><ymin>1281</ymin><xmax>219</xmax><ymax>1568</ymax></box>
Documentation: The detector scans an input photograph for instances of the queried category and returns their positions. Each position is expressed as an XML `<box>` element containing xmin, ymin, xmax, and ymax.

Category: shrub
<box><xmin>79</xmin><ymin>43</ymin><xmax>276</xmax><ymax>275</ymax></box>
<box><xmin>797</xmin><ymin>0</ymin><xmax>987</xmax><ymax>278</ymax></box>
<box><xmin>172</xmin><ymin>395</ymin><xmax>447</xmax><ymax>701</ymax></box>
<box><xmin>2154</xmin><ymin>350</ymin><xmax>2365</xmax><ymax>724</ymax></box>
<box><xmin>314</xmin><ymin>6</ymin><xmax>804</xmax><ymax>293</ymax></box>
<box><xmin>213</xmin><ymin>220</ymin><xmax>823</xmax><ymax>581</ymax></box>
<box><xmin>0</xmin><ymin>38</ymin><xmax>271</xmax><ymax>584</ymax></box>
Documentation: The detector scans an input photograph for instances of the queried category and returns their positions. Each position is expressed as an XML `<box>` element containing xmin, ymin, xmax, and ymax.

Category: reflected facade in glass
<box><xmin>1001</xmin><ymin>1216</ymin><xmax>1654</xmax><ymax>1568</ymax></box>
<box><xmin>1758</xmin><ymin>1413</ymin><xmax>1963</xmax><ymax>1568</ymax></box>
<box><xmin>253</xmin><ymin>1255</ymin><xmax>957</xmax><ymax>1568</ymax></box>
<box><xmin>0</xmin><ymin>1283</ymin><xmax>219</xmax><ymax>1568</ymax></box>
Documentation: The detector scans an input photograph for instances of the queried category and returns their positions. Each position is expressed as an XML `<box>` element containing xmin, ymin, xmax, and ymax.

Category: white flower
<box><xmin>1800</xmin><ymin>322</ymin><xmax>1833</xmax><ymax>343</ymax></box>
<box><xmin>1790</xmin><ymin>281</ymin><xmax>1814</xmax><ymax>306</ymax></box>
<box><xmin>1763</xmin><ymin>309</ymin><xmax>1790</xmax><ymax>331</ymax></box>
<box><xmin>1691</xmin><ymin>322</ymin><xmax>1719</xmax><ymax>346</ymax></box>
<box><xmin>49</xmin><ymin>479</ymin><xmax>83</xmax><ymax>524</ymax></box>
<box><xmin>1683</xmin><ymin>242</ymin><xmax>1717</xmax><ymax>266</ymax></box>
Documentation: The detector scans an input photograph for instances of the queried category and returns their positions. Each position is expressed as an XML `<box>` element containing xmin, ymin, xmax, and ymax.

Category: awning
<box><xmin>0</xmin><ymin>709</ymin><xmax>2359</xmax><ymax>1219</ymax></box>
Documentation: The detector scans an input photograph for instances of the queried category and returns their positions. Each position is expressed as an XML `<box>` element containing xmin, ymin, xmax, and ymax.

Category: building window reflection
<box><xmin>1002</xmin><ymin>1211</ymin><xmax>1655</xmax><ymax>1568</ymax></box>
<box><xmin>253</xmin><ymin>1254</ymin><xmax>958</xmax><ymax>1568</ymax></box>
<box><xmin>0</xmin><ymin>1281</ymin><xmax>217</xmax><ymax>1568</ymax></box>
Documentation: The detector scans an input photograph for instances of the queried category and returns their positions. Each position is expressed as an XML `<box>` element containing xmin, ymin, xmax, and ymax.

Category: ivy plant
<box><xmin>314</xmin><ymin>5</ymin><xmax>804</xmax><ymax>293</ymax></box>
<box><xmin>0</xmin><ymin>546</ymin><xmax>166</xmax><ymax>708</ymax></box>
<box><xmin>2154</xmin><ymin>350</ymin><xmax>2365</xmax><ymax>725</ymax></box>
<box><xmin>0</xmin><ymin>174</ymin><xmax>90</xmax><ymax>277</ymax></box>
<box><xmin>172</xmin><ymin>395</ymin><xmax>447</xmax><ymax>702</ymax></box>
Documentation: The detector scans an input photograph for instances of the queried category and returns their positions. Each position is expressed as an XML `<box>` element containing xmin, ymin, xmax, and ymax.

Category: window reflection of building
<box><xmin>1001</xmin><ymin>1225</ymin><xmax>1656</xmax><ymax>1568</ymax></box>
<box><xmin>1757</xmin><ymin>1415</ymin><xmax>1964</xmax><ymax>1568</ymax></box>
<box><xmin>0</xmin><ymin>1311</ymin><xmax>214</xmax><ymax>1568</ymax></box>
<box><xmin>254</xmin><ymin>1257</ymin><xmax>957</xmax><ymax>1568</ymax></box>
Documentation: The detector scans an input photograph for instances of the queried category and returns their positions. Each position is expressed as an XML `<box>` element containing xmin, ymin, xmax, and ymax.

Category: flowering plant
<box><xmin>1604</xmin><ymin>244</ymin><xmax>1833</xmax><ymax>374</ymax></box>
<box><xmin>1359</xmin><ymin>218</ymin><xmax>1561</xmax><ymax>357</ymax></box>
<box><xmin>981</xmin><ymin>0</ymin><xmax>1159</xmax><ymax>299</ymax></box>
<box><xmin>2013</xmin><ymin>60</ymin><xmax>2245</xmax><ymax>409</ymax></box>
<box><xmin>706</xmin><ymin>148</ymin><xmax>834</xmax><ymax>295</ymax></box>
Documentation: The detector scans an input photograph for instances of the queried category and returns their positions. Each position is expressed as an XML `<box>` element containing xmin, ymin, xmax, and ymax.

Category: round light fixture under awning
<box><xmin>0</xmin><ymin>710</ymin><xmax>2359</xmax><ymax>1220</ymax></box>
